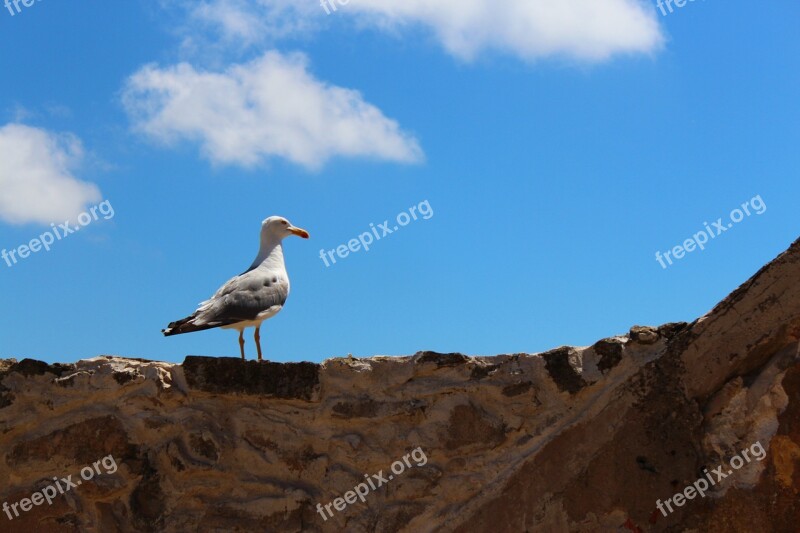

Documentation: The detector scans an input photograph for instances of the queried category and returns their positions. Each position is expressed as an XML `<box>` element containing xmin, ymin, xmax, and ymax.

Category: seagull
<box><xmin>162</xmin><ymin>216</ymin><xmax>310</xmax><ymax>361</ymax></box>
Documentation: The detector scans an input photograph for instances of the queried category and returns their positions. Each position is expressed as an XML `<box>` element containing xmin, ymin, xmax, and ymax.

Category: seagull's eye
<box><xmin>282</xmin><ymin>221</ymin><xmax>288</xmax><ymax>225</ymax></box>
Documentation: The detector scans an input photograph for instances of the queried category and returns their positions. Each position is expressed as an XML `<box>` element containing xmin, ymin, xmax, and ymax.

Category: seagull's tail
<box><xmin>162</xmin><ymin>314</ymin><xmax>217</xmax><ymax>337</ymax></box>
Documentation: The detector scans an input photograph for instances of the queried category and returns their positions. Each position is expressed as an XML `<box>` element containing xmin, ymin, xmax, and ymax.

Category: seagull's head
<box><xmin>262</xmin><ymin>216</ymin><xmax>310</xmax><ymax>241</ymax></box>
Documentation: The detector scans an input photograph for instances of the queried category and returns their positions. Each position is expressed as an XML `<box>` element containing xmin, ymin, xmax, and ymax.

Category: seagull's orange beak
<box><xmin>288</xmin><ymin>226</ymin><xmax>310</xmax><ymax>239</ymax></box>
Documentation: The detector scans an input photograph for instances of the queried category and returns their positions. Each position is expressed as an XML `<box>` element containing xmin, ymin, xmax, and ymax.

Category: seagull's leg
<box><xmin>238</xmin><ymin>330</ymin><xmax>246</xmax><ymax>360</ymax></box>
<box><xmin>255</xmin><ymin>326</ymin><xmax>263</xmax><ymax>362</ymax></box>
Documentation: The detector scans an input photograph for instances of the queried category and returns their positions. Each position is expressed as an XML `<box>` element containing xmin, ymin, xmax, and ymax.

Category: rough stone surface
<box><xmin>1</xmin><ymin>238</ymin><xmax>799</xmax><ymax>532</ymax></box>
<box><xmin>629</xmin><ymin>325</ymin><xmax>660</xmax><ymax>345</ymax></box>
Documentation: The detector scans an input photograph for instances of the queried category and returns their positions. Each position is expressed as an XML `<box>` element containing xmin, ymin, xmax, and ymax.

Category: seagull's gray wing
<box><xmin>196</xmin><ymin>270</ymin><xmax>289</xmax><ymax>326</ymax></box>
<box><xmin>163</xmin><ymin>271</ymin><xmax>288</xmax><ymax>335</ymax></box>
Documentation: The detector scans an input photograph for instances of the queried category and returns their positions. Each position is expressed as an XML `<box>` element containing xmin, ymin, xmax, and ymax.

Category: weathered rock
<box><xmin>629</xmin><ymin>325</ymin><xmax>660</xmax><ymax>345</ymax></box>
<box><xmin>182</xmin><ymin>355</ymin><xmax>320</xmax><ymax>400</ymax></box>
<box><xmin>593</xmin><ymin>337</ymin><xmax>625</xmax><ymax>374</ymax></box>
<box><xmin>542</xmin><ymin>346</ymin><xmax>587</xmax><ymax>393</ymax></box>
<box><xmin>0</xmin><ymin>238</ymin><xmax>798</xmax><ymax>532</ymax></box>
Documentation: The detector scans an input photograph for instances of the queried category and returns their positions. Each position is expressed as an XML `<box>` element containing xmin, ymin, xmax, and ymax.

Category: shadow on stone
<box><xmin>182</xmin><ymin>356</ymin><xmax>320</xmax><ymax>401</ymax></box>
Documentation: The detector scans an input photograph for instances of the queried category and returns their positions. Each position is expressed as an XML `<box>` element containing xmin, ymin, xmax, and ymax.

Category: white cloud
<box><xmin>180</xmin><ymin>0</ymin><xmax>663</xmax><ymax>62</ymax></box>
<box><xmin>122</xmin><ymin>51</ymin><xmax>423</xmax><ymax>170</ymax></box>
<box><xmin>0</xmin><ymin>124</ymin><xmax>102</xmax><ymax>225</ymax></box>
<box><xmin>187</xmin><ymin>0</ymin><xmax>312</xmax><ymax>46</ymax></box>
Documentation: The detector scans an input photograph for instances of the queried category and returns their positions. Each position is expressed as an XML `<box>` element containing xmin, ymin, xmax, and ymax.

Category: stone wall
<box><xmin>1</xmin><ymin>239</ymin><xmax>798</xmax><ymax>532</ymax></box>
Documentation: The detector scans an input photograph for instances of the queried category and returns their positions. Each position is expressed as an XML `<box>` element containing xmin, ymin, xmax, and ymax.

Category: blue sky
<box><xmin>0</xmin><ymin>0</ymin><xmax>797</xmax><ymax>364</ymax></box>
